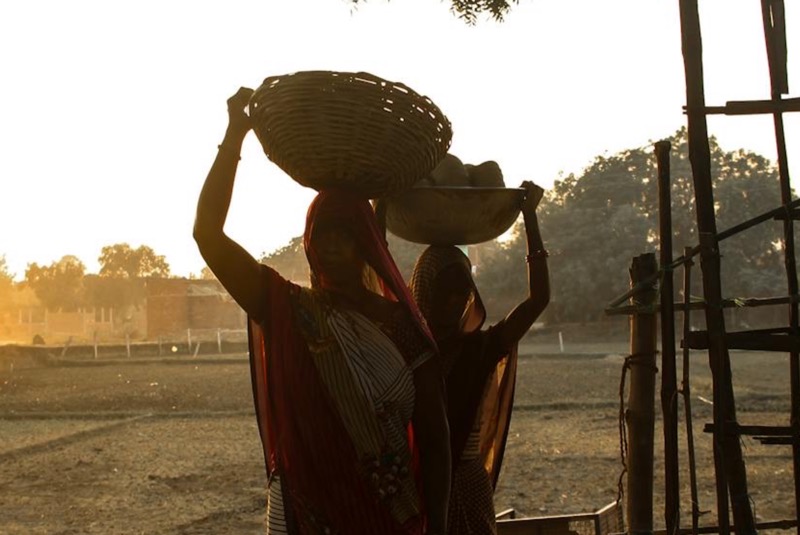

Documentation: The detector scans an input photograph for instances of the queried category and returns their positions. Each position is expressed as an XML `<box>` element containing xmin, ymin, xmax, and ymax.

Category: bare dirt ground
<box><xmin>0</xmin><ymin>336</ymin><xmax>796</xmax><ymax>534</ymax></box>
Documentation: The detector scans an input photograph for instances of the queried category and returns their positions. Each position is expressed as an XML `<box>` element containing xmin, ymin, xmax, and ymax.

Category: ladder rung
<box><xmin>774</xmin><ymin>208</ymin><xmax>800</xmax><ymax>221</ymax></box>
<box><xmin>683</xmin><ymin>328</ymin><xmax>800</xmax><ymax>352</ymax></box>
<box><xmin>703</xmin><ymin>423</ymin><xmax>793</xmax><ymax>436</ymax></box>
<box><xmin>755</xmin><ymin>436</ymin><xmax>795</xmax><ymax>445</ymax></box>
<box><xmin>607</xmin><ymin>295</ymin><xmax>798</xmax><ymax>316</ymax></box>
<box><xmin>698</xmin><ymin>97</ymin><xmax>800</xmax><ymax>115</ymax></box>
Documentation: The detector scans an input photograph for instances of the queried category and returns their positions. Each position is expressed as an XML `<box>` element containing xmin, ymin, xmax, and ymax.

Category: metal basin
<box><xmin>384</xmin><ymin>186</ymin><xmax>525</xmax><ymax>245</ymax></box>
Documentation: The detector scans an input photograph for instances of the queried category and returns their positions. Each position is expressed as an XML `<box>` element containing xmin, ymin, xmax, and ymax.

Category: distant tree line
<box><xmin>4</xmin><ymin>129</ymin><xmax>790</xmax><ymax>325</ymax></box>
<box><xmin>2</xmin><ymin>244</ymin><xmax>176</xmax><ymax>313</ymax></box>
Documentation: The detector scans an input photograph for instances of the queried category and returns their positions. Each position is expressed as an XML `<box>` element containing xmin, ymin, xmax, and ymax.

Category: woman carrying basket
<box><xmin>409</xmin><ymin>181</ymin><xmax>549</xmax><ymax>535</ymax></box>
<box><xmin>194</xmin><ymin>87</ymin><xmax>451</xmax><ymax>535</ymax></box>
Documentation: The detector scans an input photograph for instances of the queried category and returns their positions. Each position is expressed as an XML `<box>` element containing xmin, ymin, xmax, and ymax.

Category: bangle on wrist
<box><xmin>526</xmin><ymin>249</ymin><xmax>549</xmax><ymax>262</ymax></box>
<box><xmin>217</xmin><ymin>144</ymin><xmax>241</xmax><ymax>160</ymax></box>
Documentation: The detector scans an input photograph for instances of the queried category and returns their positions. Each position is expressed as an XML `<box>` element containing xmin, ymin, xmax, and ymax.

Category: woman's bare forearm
<box><xmin>194</xmin><ymin>128</ymin><xmax>246</xmax><ymax>240</ymax></box>
<box><xmin>522</xmin><ymin>210</ymin><xmax>550</xmax><ymax>311</ymax></box>
<box><xmin>497</xmin><ymin>188</ymin><xmax>550</xmax><ymax>349</ymax></box>
<box><xmin>193</xmin><ymin>88</ymin><xmax>266</xmax><ymax>318</ymax></box>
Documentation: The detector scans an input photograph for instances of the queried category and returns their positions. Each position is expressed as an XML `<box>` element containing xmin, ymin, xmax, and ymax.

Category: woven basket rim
<box><xmin>248</xmin><ymin>69</ymin><xmax>452</xmax><ymax>198</ymax></box>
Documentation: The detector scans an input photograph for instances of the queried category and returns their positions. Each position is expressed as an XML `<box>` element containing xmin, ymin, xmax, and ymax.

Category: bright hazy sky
<box><xmin>1</xmin><ymin>0</ymin><xmax>798</xmax><ymax>281</ymax></box>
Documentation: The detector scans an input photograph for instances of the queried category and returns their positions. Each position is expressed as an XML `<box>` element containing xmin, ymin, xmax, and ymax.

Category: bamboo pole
<box><xmin>682</xmin><ymin>247</ymin><xmax>701</xmax><ymax>535</ymax></box>
<box><xmin>759</xmin><ymin>2</ymin><xmax>800</xmax><ymax>526</ymax></box>
<box><xmin>678</xmin><ymin>2</ymin><xmax>755</xmax><ymax>531</ymax></box>
<box><xmin>627</xmin><ymin>253</ymin><xmax>658</xmax><ymax>535</ymax></box>
<box><xmin>656</xmin><ymin>140</ymin><xmax>680</xmax><ymax>535</ymax></box>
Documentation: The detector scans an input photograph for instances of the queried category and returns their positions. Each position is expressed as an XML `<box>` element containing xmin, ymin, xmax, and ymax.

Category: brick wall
<box><xmin>145</xmin><ymin>278</ymin><xmax>190</xmax><ymax>339</ymax></box>
<box><xmin>145</xmin><ymin>278</ymin><xmax>245</xmax><ymax>339</ymax></box>
<box><xmin>187</xmin><ymin>280</ymin><xmax>246</xmax><ymax>330</ymax></box>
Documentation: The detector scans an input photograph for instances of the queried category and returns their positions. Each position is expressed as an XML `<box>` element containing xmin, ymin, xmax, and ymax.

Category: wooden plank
<box><xmin>606</xmin><ymin>294</ymin><xmax>799</xmax><ymax>316</ymax></box>
<box><xmin>683</xmin><ymin>330</ymin><xmax>800</xmax><ymax>352</ymax></box>
<box><xmin>700</xmin><ymin>97</ymin><xmax>800</xmax><ymax>115</ymax></box>
<box><xmin>773</xmin><ymin>208</ymin><xmax>800</xmax><ymax>220</ymax></box>
<box><xmin>703</xmin><ymin>423</ymin><xmax>793</xmax><ymax>436</ymax></box>
<box><xmin>755</xmin><ymin>436</ymin><xmax>795</xmax><ymax>445</ymax></box>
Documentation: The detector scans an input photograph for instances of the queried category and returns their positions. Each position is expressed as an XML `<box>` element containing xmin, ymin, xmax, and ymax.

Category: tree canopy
<box><xmin>348</xmin><ymin>0</ymin><xmax>518</xmax><ymax>22</ymax></box>
<box><xmin>98</xmin><ymin>243</ymin><xmax>171</xmax><ymax>279</ymax></box>
<box><xmin>24</xmin><ymin>255</ymin><xmax>87</xmax><ymax>311</ymax></box>
<box><xmin>478</xmin><ymin>128</ymin><xmax>788</xmax><ymax>323</ymax></box>
<box><xmin>0</xmin><ymin>255</ymin><xmax>14</xmax><ymax>310</ymax></box>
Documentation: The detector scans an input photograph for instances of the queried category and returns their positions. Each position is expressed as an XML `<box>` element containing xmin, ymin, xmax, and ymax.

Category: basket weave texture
<box><xmin>248</xmin><ymin>71</ymin><xmax>453</xmax><ymax>198</ymax></box>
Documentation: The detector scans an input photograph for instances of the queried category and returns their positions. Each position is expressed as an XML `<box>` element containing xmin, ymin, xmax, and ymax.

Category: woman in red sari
<box><xmin>409</xmin><ymin>182</ymin><xmax>549</xmax><ymax>535</ymax></box>
<box><xmin>194</xmin><ymin>87</ymin><xmax>451</xmax><ymax>535</ymax></box>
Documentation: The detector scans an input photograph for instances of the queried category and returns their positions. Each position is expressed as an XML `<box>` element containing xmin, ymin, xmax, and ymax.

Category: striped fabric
<box><xmin>326</xmin><ymin>307</ymin><xmax>430</xmax><ymax>524</ymax></box>
<box><xmin>265</xmin><ymin>287</ymin><xmax>432</xmax><ymax>533</ymax></box>
<box><xmin>266</xmin><ymin>478</ymin><xmax>288</xmax><ymax>534</ymax></box>
<box><xmin>447</xmin><ymin>458</ymin><xmax>496</xmax><ymax>535</ymax></box>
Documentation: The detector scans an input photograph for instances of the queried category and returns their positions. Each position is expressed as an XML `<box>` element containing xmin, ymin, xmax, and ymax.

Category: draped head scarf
<box><xmin>305</xmin><ymin>190</ymin><xmax>436</xmax><ymax>346</ymax></box>
<box><xmin>409</xmin><ymin>245</ymin><xmax>486</xmax><ymax>343</ymax></box>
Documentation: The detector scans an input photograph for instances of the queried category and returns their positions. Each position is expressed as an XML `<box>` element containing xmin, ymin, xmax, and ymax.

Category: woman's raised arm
<box><xmin>193</xmin><ymin>87</ymin><xmax>267</xmax><ymax>320</ymax></box>
<box><xmin>495</xmin><ymin>181</ymin><xmax>550</xmax><ymax>349</ymax></box>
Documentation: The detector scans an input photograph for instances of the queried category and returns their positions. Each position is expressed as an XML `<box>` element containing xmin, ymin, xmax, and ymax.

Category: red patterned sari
<box><xmin>248</xmin><ymin>191</ymin><xmax>437</xmax><ymax>535</ymax></box>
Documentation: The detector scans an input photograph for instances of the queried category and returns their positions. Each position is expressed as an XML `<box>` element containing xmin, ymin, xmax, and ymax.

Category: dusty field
<box><xmin>0</xmin><ymin>338</ymin><xmax>796</xmax><ymax>534</ymax></box>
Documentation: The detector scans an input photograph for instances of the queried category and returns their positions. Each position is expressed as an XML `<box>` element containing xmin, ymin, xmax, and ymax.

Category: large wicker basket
<box><xmin>248</xmin><ymin>71</ymin><xmax>453</xmax><ymax>198</ymax></box>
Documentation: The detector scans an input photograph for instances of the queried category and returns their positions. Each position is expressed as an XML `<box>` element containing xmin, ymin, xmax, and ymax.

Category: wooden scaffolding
<box><xmin>607</xmin><ymin>1</ymin><xmax>798</xmax><ymax>533</ymax></box>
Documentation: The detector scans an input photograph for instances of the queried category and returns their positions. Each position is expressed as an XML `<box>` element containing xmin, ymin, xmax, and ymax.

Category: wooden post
<box><xmin>125</xmin><ymin>333</ymin><xmax>131</xmax><ymax>358</ymax></box>
<box><xmin>158</xmin><ymin>336</ymin><xmax>163</xmax><ymax>356</ymax></box>
<box><xmin>217</xmin><ymin>328</ymin><xmax>222</xmax><ymax>354</ymax></box>
<box><xmin>627</xmin><ymin>253</ymin><xmax>658</xmax><ymax>535</ymax></box>
<box><xmin>93</xmin><ymin>331</ymin><xmax>98</xmax><ymax>360</ymax></box>
<box><xmin>656</xmin><ymin>140</ymin><xmax>680</xmax><ymax>535</ymax></box>
<box><xmin>187</xmin><ymin>329</ymin><xmax>192</xmax><ymax>355</ymax></box>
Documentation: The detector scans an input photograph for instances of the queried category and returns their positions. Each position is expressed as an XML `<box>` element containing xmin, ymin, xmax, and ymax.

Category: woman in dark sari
<box><xmin>194</xmin><ymin>87</ymin><xmax>451</xmax><ymax>535</ymax></box>
<box><xmin>409</xmin><ymin>181</ymin><xmax>549</xmax><ymax>535</ymax></box>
